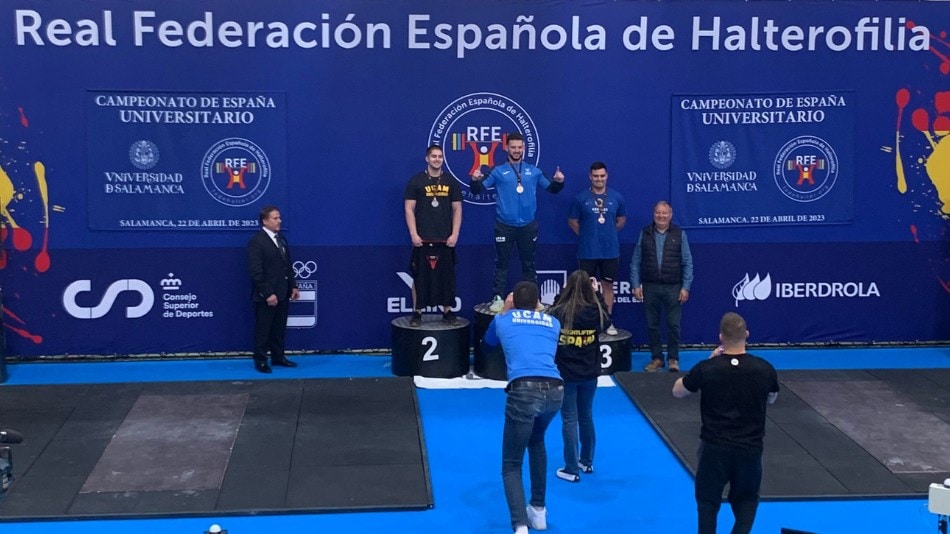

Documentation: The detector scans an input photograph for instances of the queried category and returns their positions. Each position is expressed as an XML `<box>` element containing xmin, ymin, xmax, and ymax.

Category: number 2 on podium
<box><xmin>422</xmin><ymin>336</ymin><xmax>440</xmax><ymax>361</ymax></box>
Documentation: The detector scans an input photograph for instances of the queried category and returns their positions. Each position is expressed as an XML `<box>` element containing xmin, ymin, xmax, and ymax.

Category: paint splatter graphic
<box><xmin>0</xmin><ymin>102</ymin><xmax>52</xmax><ymax>344</ymax></box>
<box><xmin>891</xmin><ymin>22</ymin><xmax>950</xmax><ymax>293</ymax></box>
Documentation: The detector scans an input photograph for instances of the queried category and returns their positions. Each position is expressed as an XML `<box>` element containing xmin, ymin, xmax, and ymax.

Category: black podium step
<box><xmin>391</xmin><ymin>315</ymin><xmax>471</xmax><ymax>378</ymax></box>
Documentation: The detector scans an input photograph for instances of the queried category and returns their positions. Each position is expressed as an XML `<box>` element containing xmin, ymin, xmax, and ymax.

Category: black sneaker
<box><xmin>442</xmin><ymin>312</ymin><xmax>460</xmax><ymax>326</ymax></box>
<box><xmin>409</xmin><ymin>312</ymin><xmax>422</xmax><ymax>327</ymax></box>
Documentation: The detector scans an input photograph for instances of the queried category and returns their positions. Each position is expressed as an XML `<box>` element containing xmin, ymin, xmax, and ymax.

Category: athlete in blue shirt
<box><xmin>567</xmin><ymin>161</ymin><xmax>626</xmax><ymax>335</ymax></box>
<box><xmin>483</xmin><ymin>281</ymin><xmax>563</xmax><ymax>534</ymax></box>
<box><xmin>471</xmin><ymin>133</ymin><xmax>565</xmax><ymax>313</ymax></box>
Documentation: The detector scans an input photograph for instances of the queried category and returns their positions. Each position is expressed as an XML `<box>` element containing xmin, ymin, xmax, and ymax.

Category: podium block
<box><xmin>472</xmin><ymin>306</ymin><xmax>634</xmax><ymax>379</ymax></box>
<box><xmin>598</xmin><ymin>328</ymin><xmax>632</xmax><ymax>375</ymax></box>
<box><xmin>472</xmin><ymin>303</ymin><xmax>507</xmax><ymax>381</ymax></box>
<box><xmin>391</xmin><ymin>315</ymin><xmax>471</xmax><ymax>378</ymax></box>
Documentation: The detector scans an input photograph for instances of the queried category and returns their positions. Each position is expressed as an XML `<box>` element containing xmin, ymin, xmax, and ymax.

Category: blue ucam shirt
<box><xmin>484</xmin><ymin>308</ymin><xmax>562</xmax><ymax>382</ymax></box>
<box><xmin>476</xmin><ymin>161</ymin><xmax>557</xmax><ymax>227</ymax></box>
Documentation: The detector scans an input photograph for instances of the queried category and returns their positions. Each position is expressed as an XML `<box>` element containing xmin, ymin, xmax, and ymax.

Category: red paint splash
<box><xmin>913</xmin><ymin>20</ymin><xmax>950</xmax><ymax>75</ymax></box>
<box><xmin>3</xmin><ymin>304</ymin><xmax>42</xmax><ymax>342</ymax></box>
<box><xmin>11</xmin><ymin>227</ymin><xmax>32</xmax><ymax>251</ymax></box>
<box><xmin>17</xmin><ymin>106</ymin><xmax>28</xmax><ymax>128</ymax></box>
<box><xmin>910</xmin><ymin>224</ymin><xmax>920</xmax><ymax>243</ymax></box>
<box><xmin>3</xmin><ymin>323</ymin><xmax>42</xmax><ymax>344</ymax></box>
<box><xmin>3</xmin><ymin>307</ymin><xmax>25</xmax><ymax>325</ymax></box>
<box><xmin>896</xmin><ymin>88</ymin><xmax>910</xmax><ymax>129</ymax></box>
<box><xmin>912</xmin><ymin>108</ymin><xmax>930</xmax><ymax>132</ymax></box>
<box><xmin>35</xmin><ymin>249</ymin><xmax>50</xmax><ymax>272</ymax></box>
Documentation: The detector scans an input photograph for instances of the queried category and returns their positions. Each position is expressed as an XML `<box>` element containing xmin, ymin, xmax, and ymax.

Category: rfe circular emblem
<box><xmin>427</xmin><ymin>92</ymin><xmax>541</xmax><ymax>205</ymax></box>
<box><xmin>200</xmin><ymin>137</ymin><xmax>271</xmax><ymax>207</ymax></box>
<box><xmin>773</xmin><ymin>135</ymin><xmax>838</xmax><ymax>202</ymax></box>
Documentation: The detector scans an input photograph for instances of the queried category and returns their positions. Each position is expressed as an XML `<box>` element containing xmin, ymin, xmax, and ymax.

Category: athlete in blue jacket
<box><xmin>471</xmin><ymin>133</ymin><xmax>564</xmax><ymax>312</ymax></box>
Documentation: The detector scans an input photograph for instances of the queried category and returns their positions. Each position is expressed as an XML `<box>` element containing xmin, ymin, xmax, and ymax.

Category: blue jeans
<box><xmin>502</xmin><ymin>379</ymin><xmax>564</xmax><ymax>529</ymax></box>
<box><xmin>560</xmin><ymin>379</ymin><xmax>597</xmax><ymax>474</ymax></box>
<box><xmin>695</xmin><ymin>441</ymin><xmax>763</xmax><ymax>534</ymax></box>
<box><xmin>643</xmin><ymin>282</ymin><xmax>682</xmax><ymax>362</ymax></box>
<box><xmin>493</xmin><ymin>220</ymin><xmax>538</xmax><ymax>297</ymax></box>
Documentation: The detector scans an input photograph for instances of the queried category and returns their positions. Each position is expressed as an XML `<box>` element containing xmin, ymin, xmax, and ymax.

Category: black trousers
<box><xmin>253</xmin><ymin>299</ymin><xmax>289</xmax><ymax>363</ymax></box>
<box><xmin>695</xmin><ymin>441</ymin><xmax>763</xmax><ymax>534</ymax></box>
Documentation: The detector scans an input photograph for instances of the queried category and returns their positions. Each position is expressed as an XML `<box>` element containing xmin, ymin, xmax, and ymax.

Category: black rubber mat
<box><xmin>0</xmin><ymin>377</ymin><xmax>432</xmax><ymax>520</ymax></box>
<box><xmin>614</xmin><ymin>368</ymin><xmax>950</xmax><ymax>499</ymax></box>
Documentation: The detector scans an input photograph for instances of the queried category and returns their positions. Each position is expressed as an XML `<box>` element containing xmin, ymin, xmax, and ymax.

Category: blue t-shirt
<box><xmin>482</xmin><ymin>161</ymin><xmax>553</xmax><ymax>227</ymax></box>
<box><xmin>568</xmin><ymin>188</ymin><xmax>626</xmax><ymax>259</ymax></box>
<box><xmin>484</xmin><ymin>308</ymin><xmax>561</xmax><ymax>381</ymax></box>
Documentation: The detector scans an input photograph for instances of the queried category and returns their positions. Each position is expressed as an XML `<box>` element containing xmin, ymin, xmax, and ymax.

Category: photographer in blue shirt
<box><xmin>484</xmin><ymin>281</ymin><xmax>563</xmax><ymax>534</ymax></box>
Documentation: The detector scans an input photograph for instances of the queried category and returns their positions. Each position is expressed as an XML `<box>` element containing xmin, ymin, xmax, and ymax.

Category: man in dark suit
<box><xmin>248</xmin><ymin>205</ymin><xmax>300</xmax><ymax>373</ymax></box>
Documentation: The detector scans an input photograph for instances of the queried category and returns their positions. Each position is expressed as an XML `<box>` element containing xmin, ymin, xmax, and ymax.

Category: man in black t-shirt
<box><xmin>672</xmin><ymin>312</ymin><xmax>779</xmax><ymax>534</ymax></box>
<box><xmin>403</xmin><ymin>145</ymin><xmax>463</xmax><ymax>326</ymax></box>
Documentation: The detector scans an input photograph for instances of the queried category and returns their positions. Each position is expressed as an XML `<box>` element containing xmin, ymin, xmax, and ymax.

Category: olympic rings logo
<box><xmin>293</xmin><ymin>260</ymin><xmax>318</xmax><ymax>279</ymax></box>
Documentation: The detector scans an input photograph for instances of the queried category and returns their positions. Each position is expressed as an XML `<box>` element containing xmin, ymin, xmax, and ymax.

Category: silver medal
<box><xmin>516</xmin><ymin>184</ymin><xmax>524</xmax><ymax>194</ymax></box>
<box><xmin>431</xmin><ymin>198</ymin><xmax>439</xmax><ymax>208</ymax></box>
<box><xmin>598</xmin><ymin>215</ymin><xmax>606</xmax><ymax>224</ymax></box>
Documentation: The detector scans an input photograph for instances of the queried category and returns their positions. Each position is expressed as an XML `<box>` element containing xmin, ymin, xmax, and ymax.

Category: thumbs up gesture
<box><xmin>553</xmin><ymin>165</ymin><xmax>564</xmax><ymax>183</ymax></box>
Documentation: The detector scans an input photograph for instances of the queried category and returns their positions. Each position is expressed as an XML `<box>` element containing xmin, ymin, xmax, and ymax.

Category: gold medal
<box><xmin>516</xmin><ymin>183</ymin><xmax>524</xmax><ymax>194</ymax></box>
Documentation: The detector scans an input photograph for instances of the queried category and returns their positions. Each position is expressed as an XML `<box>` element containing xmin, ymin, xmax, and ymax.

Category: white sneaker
<box><xmin>556</xmin><ymin>468</ymin><xmax>580</xmax><ymax>482</ymax></box>
<box><xmin>514</xmin><ymin>525</ymin><xmax>529</xmax><ymax>534</ymax></box>
<box><xmin>605</xmin><ymin>324</ymin><xmax>618</xmax><ymax>336</ymax></box>
<box><xmin>489</xmin><ymin>295</ymin><xmax>504</xmax><ymax>313</ymax></box>
<box><xmin>578</xmin><ymin>461</ymin><xmax>594</xmax><ymax>474</ymax></box>
<box><xmin>526</xmin><ymin>505</ymin><xmax>547</xmax><ymax>530</ymax></box>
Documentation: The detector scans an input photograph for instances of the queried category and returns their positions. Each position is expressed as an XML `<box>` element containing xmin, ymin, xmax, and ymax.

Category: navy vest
<box><xmin>640</xmin><ymin>224</ymin><xmax>683</xmax><ymax>284</ymax></box>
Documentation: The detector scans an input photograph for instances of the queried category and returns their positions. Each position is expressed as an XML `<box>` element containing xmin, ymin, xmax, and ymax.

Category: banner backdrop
<box><xmin>0</xmin><ymin>1</ymin><xmax>947</xmax><ymax>358</ymax></box>
<box><xmin>671</xmin><ymin>91</ymin><xmax>855</xmax><ymax>227</ymax></box>
<box><xmin>87</xmin><ymin>90</ymin><xmax>288</xmax><ymax>230</ymax></box>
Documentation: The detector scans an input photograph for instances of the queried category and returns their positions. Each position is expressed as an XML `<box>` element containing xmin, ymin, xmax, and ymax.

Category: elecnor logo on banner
<box><xmin>428</xmin><ymin>92</ymin><xmax>540</xmax><ymax>205</ymax></box>
<box><xmin>732</xmin><ymin>272</ymin><xmax>880</xmax><ymax>307</ymax></box>
<box><xmin>548</xmin><ymin>273</ymin><xmax>640</xmax><ymax>306</ymax></box>
<box><xmin>387</xmin><ymin>272</ymin><xmax>460</xmax><ymax>313</ymax></box>
<box><xmin>289</xmin><ymin>260</ymin><xmax>318</xmax><ymax>328</ymax></box>
<box><xmin>610</xmin><ymin>280</ymin><xmax>641</xmax><ymax>305</ymax></box>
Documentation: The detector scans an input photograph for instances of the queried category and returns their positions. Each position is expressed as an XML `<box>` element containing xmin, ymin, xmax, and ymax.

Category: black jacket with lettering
<box><xmin>550</xmin><ymin>297</ymin><xmax>611</xmax><ymax>382</ymax></box>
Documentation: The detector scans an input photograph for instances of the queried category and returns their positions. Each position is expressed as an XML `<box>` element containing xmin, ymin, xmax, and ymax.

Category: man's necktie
<box><xmin>276</xmin><ymin>234</ymin><xmax>287</xmax><ymax>259</ymax></box>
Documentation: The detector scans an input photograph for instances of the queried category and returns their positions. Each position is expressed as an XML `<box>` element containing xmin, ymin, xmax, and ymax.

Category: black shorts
<box><xmin>578</xmin><ymin>258</ymin><xmax>619</xmax><ymax>282</ymax></box>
